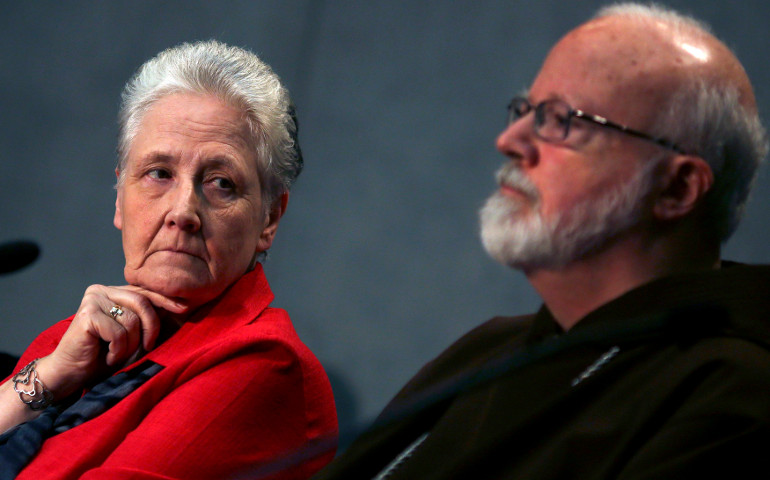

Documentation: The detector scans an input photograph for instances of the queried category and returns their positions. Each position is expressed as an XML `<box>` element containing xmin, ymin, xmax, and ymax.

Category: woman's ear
<box><xmin>653</xmin><ymin>155</ymin><xmax>714</xmax><ymax>221</ymax></box>
<box><xmin>256</xmin><ymin>192</ymin><xmax>289</xmax><ymax>252</ymax></box>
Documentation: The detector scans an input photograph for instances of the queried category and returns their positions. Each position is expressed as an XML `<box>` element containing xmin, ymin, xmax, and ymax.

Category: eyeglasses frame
<box><xmin>507</xmin><ymin>96</ymin><xmax>688</xmax><ymax>155</ymax></box>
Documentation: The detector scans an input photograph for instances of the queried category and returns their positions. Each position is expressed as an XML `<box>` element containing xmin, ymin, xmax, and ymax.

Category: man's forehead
<box><xmin>527</xmin><ymin>16</ymin><xmax>702</xmax><ymax>126</ymax></box>
<box><xmin>533</xmin><ymin>14</ymin><xmax>754</xmax><ymax>111</ymax></box>
<box><xmin>548</xmin><ymin>19</ymin><xmax>681</xmax><ymax>82</ymax></box>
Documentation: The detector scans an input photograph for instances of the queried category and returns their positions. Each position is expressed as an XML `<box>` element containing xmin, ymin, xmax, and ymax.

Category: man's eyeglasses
<box><xmin>507</xmin><ymin>96</ymin><xmax>687</xmax><ymax>154</ymax></box>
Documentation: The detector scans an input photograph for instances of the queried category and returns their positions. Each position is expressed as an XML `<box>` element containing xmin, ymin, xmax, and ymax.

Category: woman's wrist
<box><xmin>27</xmin><ymin>355</ymin><xmax>84</xmax><ymax>404</ymax></box>
<box><xmin>12</xmin><ymin>359</ymin><xmax>53</xmax><ymax>410</ymax></box>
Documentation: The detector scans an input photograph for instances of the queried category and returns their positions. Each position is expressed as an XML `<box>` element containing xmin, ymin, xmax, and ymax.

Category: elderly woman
<box><xmin>0</xmin><ymin>41</ymin><xmax>337</xmax><ymax>479</ymax></box>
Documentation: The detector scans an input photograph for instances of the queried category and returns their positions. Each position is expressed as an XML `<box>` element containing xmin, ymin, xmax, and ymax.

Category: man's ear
<box><xmin>256</xmin><ymin>192</ymin><xmax>289</xmax><ymax>252</ymax></box>
<box><xmin>653</xmin><ymin>155</ymin><xmax>714</xmax><ymax>221</ymax></box>
<box><xmin>113</xmin><ymin>168</ymin><xmax>123</xmax><ymax>230</ymax></box>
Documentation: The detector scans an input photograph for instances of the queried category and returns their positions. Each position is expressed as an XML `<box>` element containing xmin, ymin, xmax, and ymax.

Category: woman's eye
<box><xmin>147</xmin><ymin>169</ymin><xmax>171</xmax><ymax>180</ymax></box>
<box><xmin>211</xmin><ymin>177</ymin><xmax>235</xmax><ymax>191</ymax></box>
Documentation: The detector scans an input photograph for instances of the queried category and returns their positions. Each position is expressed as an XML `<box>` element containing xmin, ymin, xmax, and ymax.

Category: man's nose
<box><xmin>496</xmin><ymin>115</ymin><xmax>539</xmax><ymax>167</ymax></box>
<box><xmin>165</xmin><ymin>181</ymin><xmax>202</xmax><ymax>233</ymax></box>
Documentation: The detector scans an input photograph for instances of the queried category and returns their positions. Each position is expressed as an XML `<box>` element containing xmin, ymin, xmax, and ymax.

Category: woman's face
<box><xmin>114</xmin><ymin>92</ymin><xmax>280</xmax><ymax>307</ymax></box>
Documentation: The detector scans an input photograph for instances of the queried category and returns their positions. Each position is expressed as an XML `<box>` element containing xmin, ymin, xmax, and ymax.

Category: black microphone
<box><xmin>0</xmin><ymin>240</ymin><xmax>40</xmax><ymax>275</ymax></box>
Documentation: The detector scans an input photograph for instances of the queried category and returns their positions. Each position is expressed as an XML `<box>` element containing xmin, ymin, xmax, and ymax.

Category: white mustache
<box><xmin>495</xmin><ymin>163</ymin><xmax>540</xmax><ymax>203</ymax></box>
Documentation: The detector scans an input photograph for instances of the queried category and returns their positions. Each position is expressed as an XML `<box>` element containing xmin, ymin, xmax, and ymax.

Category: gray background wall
<box><xmin>1</xmin><ymin>1</ymin><xmax>769</xmax><ymax>440</ymax></box>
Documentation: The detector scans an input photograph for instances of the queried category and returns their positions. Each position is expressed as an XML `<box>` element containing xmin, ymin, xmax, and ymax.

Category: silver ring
<box><xmin>109</xmin><ymin>305</ymin><xmax>124</xmax><ymax>319</ymax></box>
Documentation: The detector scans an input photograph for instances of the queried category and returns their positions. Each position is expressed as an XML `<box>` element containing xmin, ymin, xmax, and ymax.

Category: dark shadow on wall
<box><xmin>1</xmin><ymin>352</ymin><xmax>19</xmax><ymax>379</ymax></box>
<box><xmin>325</xmin><ymin>366</ymin><xmax>360</xmax><ymax>452</ymax></box>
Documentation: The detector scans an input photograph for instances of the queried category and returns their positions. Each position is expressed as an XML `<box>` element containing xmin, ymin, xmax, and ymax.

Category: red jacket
<box><xmin>11</xmin><ymin>265</ymin><xmax>337</xmax><ymax>479</ymax></box>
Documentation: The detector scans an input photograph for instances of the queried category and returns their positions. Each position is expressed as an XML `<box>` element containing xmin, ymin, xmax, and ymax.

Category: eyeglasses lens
<box><xmin>538</xmin><ymin>100</ymin><xmax>570</xmax><ymax>141</ymax></box>
<box><xmin>508</xmin><ymin>98</ymin><xmax>530</xmax><ymax>125</ymax></box>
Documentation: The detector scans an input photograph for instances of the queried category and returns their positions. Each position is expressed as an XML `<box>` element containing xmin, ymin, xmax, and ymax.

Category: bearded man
<box><xmin>315</xmin><ymin>2</ymin><xmax>770</xmax><ymax>479</ymax></box>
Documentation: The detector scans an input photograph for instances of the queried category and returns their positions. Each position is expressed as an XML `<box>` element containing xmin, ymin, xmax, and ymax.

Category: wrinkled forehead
<box><xmin>121</xmin><ymin>92</ymin><xmax>260</xmax><ymax>176</ymax></box>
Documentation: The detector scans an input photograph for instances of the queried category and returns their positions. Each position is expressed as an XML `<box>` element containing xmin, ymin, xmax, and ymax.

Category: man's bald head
<box><xmin>591</xmin><ymin>4</ymin><xmax>756</xmax><ymax>110</ymax></box>
<box><xmin>525</xmin><ymin>3</ymin><xmax>765</xmax><ymax>242</ymax></box>
<box><xmin>575</xmin><ymin>3</ymin><xmax>766</xmax><ymax>241</ymax></box>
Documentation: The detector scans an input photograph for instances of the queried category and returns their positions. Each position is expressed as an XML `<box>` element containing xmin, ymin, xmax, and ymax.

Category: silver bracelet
<box><xmin>12</xmin><ymin>358</ymin><xmax>53</xmax><ymax>411</ymax></box>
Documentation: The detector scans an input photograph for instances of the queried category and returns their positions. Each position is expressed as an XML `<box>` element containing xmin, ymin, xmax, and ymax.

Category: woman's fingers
<box><xmin>122</xmin><ymin>285</ymin><xmax>190</xmax><ymax>314</ymax></box>
<box><xmin>120</xmin><ymin>285</ymin><xmax>190</xmax><ymax>349</ymax></box>
<box><xmin>40</xmin><ymin>283</ymin><xmax>186</xmax><ymax>400</ymax></box>
<box><xmin>94</xmin><ymin>285</ymin><xmax>166</xmax><ymax>357</ymax></box>
<box><xmin>98</xmin><ymin>304</ymin><xmax>143</xmax><ymax>366</ymax></box>
<box><xmin>54</xmin><ymin>285</ymin><xmax>162</xmax><ymax>371</ymax></box>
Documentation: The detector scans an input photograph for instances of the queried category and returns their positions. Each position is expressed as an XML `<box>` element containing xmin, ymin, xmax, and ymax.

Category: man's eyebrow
<box><xmin>519</xmin><ymin>89</ymin><xmax>570</xmax><ymax>105</ymax></box>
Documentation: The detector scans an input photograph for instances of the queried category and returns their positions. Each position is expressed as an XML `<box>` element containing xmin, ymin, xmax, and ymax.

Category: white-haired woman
<box><xmin>0</xmin><ymin>40</ymin><xmax>337</xmax><ymax>479</ymax></box>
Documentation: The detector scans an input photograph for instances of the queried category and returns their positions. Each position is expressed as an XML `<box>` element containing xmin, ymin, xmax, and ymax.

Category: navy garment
<box><xmin>0</xmin><ymin>361</ymin><xmax>163</xmax><ymax>479</ymax></box>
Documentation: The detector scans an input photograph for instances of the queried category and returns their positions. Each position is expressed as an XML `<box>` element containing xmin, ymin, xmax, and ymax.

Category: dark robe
<box><xmin>316</xmin><ymin>263</ymin><xmax>770</xmax><ymax>479</ymax></box>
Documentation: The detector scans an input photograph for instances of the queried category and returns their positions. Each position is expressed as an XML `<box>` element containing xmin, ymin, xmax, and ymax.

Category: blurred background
<box><xmin>1</xmin><ymin>1</ymin><xmax>769</xmax><ymax>447</ymax></box>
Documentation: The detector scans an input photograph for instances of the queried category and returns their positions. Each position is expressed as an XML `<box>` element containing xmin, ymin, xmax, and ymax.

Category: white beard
<box><xmin>479</xmin><ymin>160</ymin><xmax>659</xmax><ymax>271</ymax></box>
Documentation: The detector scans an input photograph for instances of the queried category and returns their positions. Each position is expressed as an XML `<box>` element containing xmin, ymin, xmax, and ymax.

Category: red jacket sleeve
<box><xmin>3</xmin><ymin>319</ymin><xmax>73</xmax><ymax>382</ymax></box>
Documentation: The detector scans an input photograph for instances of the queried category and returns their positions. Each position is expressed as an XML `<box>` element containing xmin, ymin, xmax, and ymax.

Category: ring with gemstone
<box><xmin>109</xmin><ymin>305</ymin><xmax>124</xmax><ymax>319</ymax></box>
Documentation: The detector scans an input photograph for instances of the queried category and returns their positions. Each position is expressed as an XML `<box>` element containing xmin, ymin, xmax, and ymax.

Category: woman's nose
<box><xmin>165</xmin><ymin>182</ymin><xmax>202</xmax><ymax>233</ymax></box>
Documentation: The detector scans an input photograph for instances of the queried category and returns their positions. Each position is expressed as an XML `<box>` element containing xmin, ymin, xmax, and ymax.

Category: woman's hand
<box><xmin>38</xmin><ymin>285</ymin><xmax>188</xmax><ymax>400</ymax></box>
<box><xmin>0</xmin><ymin>284</ymin><xmax>188</xmax><ymax>434</ymax></box>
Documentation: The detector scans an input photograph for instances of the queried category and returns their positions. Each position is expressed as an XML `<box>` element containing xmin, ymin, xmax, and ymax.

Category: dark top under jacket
<box><xmin>315</xmin><ymin>263</ymin><xmax>770</xmax><ymax>479</ymax></box>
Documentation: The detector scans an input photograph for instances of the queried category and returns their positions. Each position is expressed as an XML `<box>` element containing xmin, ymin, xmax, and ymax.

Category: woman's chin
<box><xmin>126</xmin><ymin>268</ymin><xmax>222</xmax><ymax>306</ymax></box>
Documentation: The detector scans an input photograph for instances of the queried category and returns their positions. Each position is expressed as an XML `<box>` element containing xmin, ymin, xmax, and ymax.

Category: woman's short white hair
<box><xmin>596</xmin><ymin>3</ymin><xmax>769</xmax><ymax>242</ymax></box>
<box><xmin>117</xmin><ymin>40</ymin><xmax>303</xmax><ymax>208</ymax></box>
